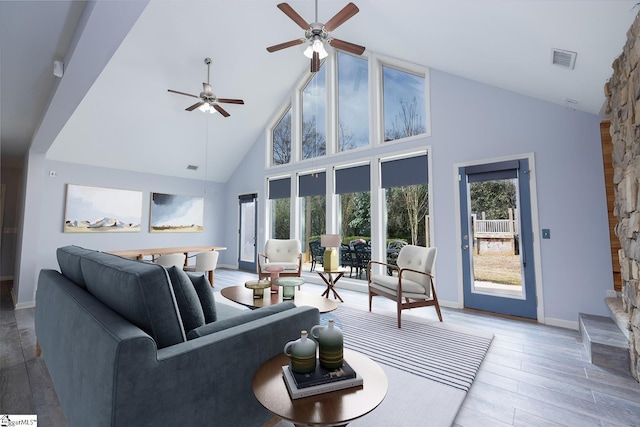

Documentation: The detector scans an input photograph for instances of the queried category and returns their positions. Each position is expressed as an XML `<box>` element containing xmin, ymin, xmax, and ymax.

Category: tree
<box><xmin>273</xmin><ymin>198</ymin><xmax>290</xmax><ymax>239</ymax></box>
<box><xmin>400</xmin><ymin>184</ymin><xmax>428</xmax><ymax>245</ymax></box>
<box><xmin>301</xmin><ymin>116</ymin><xmax>326</xmax><ymax>159</ymax></box>
<box><xmin>385</xmin><ymin>96</ymin><xmax>426</xmax><ymax>141</ymax></box>
<box><xmin>470</xmin><ymin>180</ymin><xmax>516</xmax><ymax>219</ymax></box>
<box><xmin>348</xmin><ymin>192</ymin><xmax>371</xmax><ymax>236</ymax></box>
<box><xmin>338</xmin><ymin>120</ymin><xmax>356</xmax><ymax>151</ymax></box>
<box><xmin>272</xmin><ymin>111</ymin><xmax>291</xmax><ymax>165</ymax></box>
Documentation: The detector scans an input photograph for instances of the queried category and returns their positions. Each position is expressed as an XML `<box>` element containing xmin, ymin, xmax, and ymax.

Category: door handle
<box><xmin>463</xmin><ymin>245</ymin><xmax>469</xmax><ymax>250</ymax></box>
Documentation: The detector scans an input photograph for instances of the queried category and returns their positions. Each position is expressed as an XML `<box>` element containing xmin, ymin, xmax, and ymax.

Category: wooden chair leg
<box><xmin>36</xmin><ymin>341</ymin><xmax>41</xmax><ymax>357</ymax></box>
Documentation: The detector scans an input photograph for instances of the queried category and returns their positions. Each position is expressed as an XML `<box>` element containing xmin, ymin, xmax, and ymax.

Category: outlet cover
<box><xmin>542</xmin><ymin>229</ymin><xmax>550</xmax><ymax>239</ymax></box>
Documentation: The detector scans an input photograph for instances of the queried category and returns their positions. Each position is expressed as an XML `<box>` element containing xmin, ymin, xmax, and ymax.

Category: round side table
<box><xmin>244</xmin><ymin>279</ymin><xmax>272</xmax><ymax>299</ymax></box>
<box><xmin>264</xmin><ymin>265</ymin><xmax>285</xmax><ymax>293</ymax></box>
<box><xmin>277</xmin><ymin>278</ymin><xmax>305</xmax><ymax>300</ymax></box>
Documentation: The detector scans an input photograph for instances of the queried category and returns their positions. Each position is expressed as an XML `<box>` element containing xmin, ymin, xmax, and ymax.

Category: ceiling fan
<box><xmin>167</xmin><ymin>58</ymin><xmax>244</xmax><ymax>117</ymax></box>
<box><xmin>266</xmin><ymin>1</ymin><xmax>365</xmax><ymax>73</ymax></box>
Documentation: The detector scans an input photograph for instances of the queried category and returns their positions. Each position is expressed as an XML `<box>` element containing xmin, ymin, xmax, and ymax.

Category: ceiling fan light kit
<box><xmin>267</xmin><ymin>1</ymin><xmax>366</xmax><ymax>73</ymax></box>
<box><xmin>167</xmin><ymin>57</ymin><xmax>244</xmax><ymax>117</ymax></box>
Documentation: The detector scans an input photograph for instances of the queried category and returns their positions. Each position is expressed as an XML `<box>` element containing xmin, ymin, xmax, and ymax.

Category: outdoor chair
<box><xmin>308</xmin><ymin>239</ymin><xmax>325</xmax><ymax>271</ymax></box>
<box><xmin>183</xmin><ymin>250</ymin><xmax>219</xmax><ymax>286</ymax></box>
<box><xmin>340</xmin><ymin>243</ymin><xmax>356</xmax><ymax>277</ymax></box>
<box><xmin>258</xmin><ymin>239</ymin><xmax>302</xmax><ymax>281</ymax></box>
<box><xmin>352</xmin><ymin>241</ymin><xmax>371</xmax><ymax>280</ymax></box>
<box><xmin>368</xmin><ymin>245</ymin><xmax>442</xmax><ymax>328</ymax></box>
<box><xmin>386</xmin><ymin>240</ymin><xmax>407</xmax><ymax>275</ymax></box>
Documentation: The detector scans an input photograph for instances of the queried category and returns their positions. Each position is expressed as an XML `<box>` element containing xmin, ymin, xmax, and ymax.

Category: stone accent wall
<box><xmin>605</xmin><ymin>12</ymin><xmax>640</xmax><ymax>382</ymax></box>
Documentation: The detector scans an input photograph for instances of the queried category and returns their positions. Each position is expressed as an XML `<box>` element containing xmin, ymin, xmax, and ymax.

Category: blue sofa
<box><xmin>35</xmin><ymin>246</ymin><xmax>319</xmax><ymax>427</ymax></box>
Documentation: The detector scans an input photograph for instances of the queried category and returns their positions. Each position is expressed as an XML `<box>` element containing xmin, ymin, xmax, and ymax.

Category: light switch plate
<box><xmin>542</xmin><ymin>229</ymin><xmax>550</xmax><ymax>239</ymax></box>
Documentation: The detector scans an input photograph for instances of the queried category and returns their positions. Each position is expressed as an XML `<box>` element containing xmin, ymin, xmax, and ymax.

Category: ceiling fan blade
<box><xmin>311</xmin><ymin>51</ymin><xmax>320</xmax><ymax>73</ymax></box>
<box><xmin>324</xmin><ymin>2</ymin><xmax>359</xmax><ymax>32</ymax></box>
<box><xmin>267</xmin><ymin>39</ymin><xmax>304</xmax><ymax>53</ymax></box>
<box><xmin>168</xmin><ymin>89</ymin><xmax>199</xmax><ymax>99</ymax></box>
<box><xmin>213</xmin><ymin>104</ymin><xmax>230</xmax><ymax>117</ymax></box>
<box><xmin>328</xmin><ymin>38</ymin><xmax>365</xmax><ymax>56</ymax></box>
<box><xmin>186</xmin><ymin>102</ymin><xmax>204</xmax><ymax>111</ymax></box>
<box><xmin>203</xmin><ymin>83</ymin><xmax>212</xmax><ymax>96</ymax></box>
<box><xmin>217</xmin><ymin>98</ymin><xmax>244</xmax><ymax>105</ymax></box>
<box><xmin>277</xmin><ymin>3</ymin><xmax>309</xmax><ymax>30</ymax></box>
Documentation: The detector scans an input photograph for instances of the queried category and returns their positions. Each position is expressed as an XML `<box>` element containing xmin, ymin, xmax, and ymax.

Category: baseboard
<box><xmin>0</xmin><ymin>275</ymin><xmax>14</xmax><ymax>281</ymax></box>
<box><xmin>544</xmin><ymin>317</ymin><xmax>578</xmax><ymax>330</ymax></box>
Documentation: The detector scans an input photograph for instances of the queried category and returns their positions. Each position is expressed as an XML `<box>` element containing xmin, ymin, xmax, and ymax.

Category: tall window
<box><xmin>382</xmin><ymin>65</ymin><xmax>426</xmax><ymax>142</ymax></box>
<box><xmin>337</xmin><ymin>52</ymin><xmax>369</xmax><ymax>152</ymax></box>
<box><xmin>272</xmin><ymin>107</ymin><xmax>292</xmax><ymax>166</ymax></box>
<box><xmin>381</xmin><ymin>155</ymin><xmax>429</xmax><ymax>246</ymax></box>
<box><xmin>335</xmin><ymin>164</ymin><xmax>370</xmax><ymax>240</ymax></box>
<box><xmin>302</xmin><ymin>65</ymin><xmax>326</xmax><ymax>160</ymax></box>
<box><xmin>299</xmin><ymin>172</ymin><xmax>326</xmax><ymax>262</ymax></box>
<box><xmin>268</xmin><ymin>177</ymin><xmax>291</xmax><ymax>238</ymax></box>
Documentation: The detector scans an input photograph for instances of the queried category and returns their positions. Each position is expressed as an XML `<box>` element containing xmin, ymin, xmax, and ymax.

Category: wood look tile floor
<box><xmin>2</xmin><ymin>270</ymin><xmax>640</xmax><ymax>426</ymax></box>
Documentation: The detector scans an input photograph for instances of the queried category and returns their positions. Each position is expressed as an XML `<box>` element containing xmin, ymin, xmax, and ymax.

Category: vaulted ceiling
<box><xmin>1</xmin><ymin>1</ymin><xmax>637</xmax><ymax>182</ymax></box>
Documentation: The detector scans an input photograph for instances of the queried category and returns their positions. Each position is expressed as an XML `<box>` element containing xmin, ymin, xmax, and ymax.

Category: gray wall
<box><xmin>224</xmin><ymin>68</ymin><xmax>612</xmax><ymax>327</ymax></box>
<box><xmin>20</xmin><ymin>159</ymin><xmax>228</xmax><ymax>303</ymax></box>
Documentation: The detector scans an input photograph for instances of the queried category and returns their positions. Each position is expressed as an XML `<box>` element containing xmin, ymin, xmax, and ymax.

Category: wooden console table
<box><xmin>108</xmin><ymin>246</ymin><xmax>226</xmax><ymax>261</ymax></box>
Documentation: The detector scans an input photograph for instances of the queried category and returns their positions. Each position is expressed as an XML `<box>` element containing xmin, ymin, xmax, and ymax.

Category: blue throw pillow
<box><xmin>167</xmin><ymin>266</ymin><xmax>205</xmax><ymax>333</ymax></box>
<box><xmin>186</xmin><ymin>302</ymin><xmax>295</xmax><ymax>340</ymax></box>
<box><xmin>186</xmin><ymin>272</ymin><xmax>217</xmax><ymax>323</ymax></box>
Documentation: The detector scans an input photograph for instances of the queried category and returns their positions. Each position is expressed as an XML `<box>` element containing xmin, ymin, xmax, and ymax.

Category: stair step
<box><xmin>579</xmin><ymin>313</ymin><xmax>630</xmax><ymax>375</ymax></box>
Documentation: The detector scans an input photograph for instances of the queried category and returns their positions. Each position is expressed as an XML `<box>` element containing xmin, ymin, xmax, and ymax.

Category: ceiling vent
<box><xmin>186</xmin><ymin>164</ymin><xmax>199</xmax><ymax>171</ymax></box>
<box><xmin>551</xmin><ymin>49</ymin><xmax>577</xmax><ymax>70</ymax></box>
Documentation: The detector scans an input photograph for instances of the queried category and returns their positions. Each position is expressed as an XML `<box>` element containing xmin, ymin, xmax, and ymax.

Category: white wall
<box><xmin>224</xmin><ymin>68</ymin><xmax>612</xmax><ymax>327</ymax></box>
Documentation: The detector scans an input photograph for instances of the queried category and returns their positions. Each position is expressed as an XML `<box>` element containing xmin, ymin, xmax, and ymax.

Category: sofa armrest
<box><xmin>114</xmin><ymin>305</ymin><xmax>319</xmax><ymax>426</ymax></box>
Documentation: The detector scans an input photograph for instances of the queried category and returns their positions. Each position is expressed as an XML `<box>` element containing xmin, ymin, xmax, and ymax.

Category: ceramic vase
<box><xmin>283</xmin><ymin>330</ymin><xmax>317</xmax><ymax>374</ymax></box>
<box><xmin>310</xmin><ymin>319</ymin><xmax>343</xmax><ymax>369</ymax></box>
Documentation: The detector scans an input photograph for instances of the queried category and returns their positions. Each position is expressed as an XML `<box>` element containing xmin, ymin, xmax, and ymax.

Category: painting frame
<box><xmin>63</xmin><ymin>184</ymin><xmax>143</xmax><ymax>233</ymax></box>
<box><xmin>150</xmin><ymin>192</ymin><xmax>204</xmax><ymax>233</ymax></box>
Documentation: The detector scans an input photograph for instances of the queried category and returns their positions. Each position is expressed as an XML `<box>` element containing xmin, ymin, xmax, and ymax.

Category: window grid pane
<box><xmin>383</xmin><ymin>65</ymin><xmax>426</xmax><ymax>142</ymax></box>
<box><xmin>302</xmin><ymin>66</ymin><xmax>326</xmax><ymax>160</ymax></box>
<box><xmin>338</xmin><ymin>52</ymin><xmax>369</xmax><ymax>152</ymax></box>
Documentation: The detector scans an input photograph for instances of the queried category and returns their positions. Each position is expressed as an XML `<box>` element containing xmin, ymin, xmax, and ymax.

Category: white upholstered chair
<box><xmin>368</xmin><ymin>245</ymin><xmax>442</xmax><ymax>328</ymax></box>
<box><xmin>183</xmin><ymin>250</ymin><xmax>219</xmax><ymax>287</ymax></box>
<box><xmin>154</xmin><ymin>253</ymin><xmax>186</xmax><ymax>269</ymax></box>
<box><xmin>257</xmin><ymin>239</ymin><xmax>302</xmax><ymax>281</ymax></box>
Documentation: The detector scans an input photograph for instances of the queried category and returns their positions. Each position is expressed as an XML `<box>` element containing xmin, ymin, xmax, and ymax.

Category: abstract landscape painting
<box><xmin>150</xmin><ymin>192</ymin><xmax>204</xmax><ymax>233</ymax></box>
<box><xmin>64</xmin><ymin>184</ymin><xmax>142</xmax><ymax>233</ymax></box>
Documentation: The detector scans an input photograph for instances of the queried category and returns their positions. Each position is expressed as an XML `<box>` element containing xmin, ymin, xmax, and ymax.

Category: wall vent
<box><xmin>186</xmin><ymin>164</ymin><xmax>199</xmax><ymax>171</ymax></box>
<box><xmin>551</xmin><ymin>49</ymin><xmax>577</xmax><ymax>70</ymax></box>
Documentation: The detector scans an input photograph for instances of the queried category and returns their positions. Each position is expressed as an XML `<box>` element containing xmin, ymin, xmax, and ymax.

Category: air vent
<box><xmin>551</xmin><ymin>49</ymin><xmax>577</xmax><ymax>70</ymax></box>
<box><xmin>186</xmin><ymin>165</ymin><xmax>199</xmax><ymax>171</ymax></box>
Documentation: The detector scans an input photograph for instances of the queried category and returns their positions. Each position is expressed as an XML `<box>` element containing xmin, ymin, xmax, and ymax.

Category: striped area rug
<box><xmin>323</xmin><ymin>305</ymin><xmax>493</xmax><ymax>392</ymax></box>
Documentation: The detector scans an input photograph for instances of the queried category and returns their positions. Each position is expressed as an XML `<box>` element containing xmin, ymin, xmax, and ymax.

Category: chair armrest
<box><xmin>399</xmin><ymin>267</ymin><xmax>433</xmax><ymax>278</ymax></box>
<box><xmin>368</xmin><ymin>260</ymin><xmax>398</xmax><ymax>279</ymax></box>
<box><xmin>257</xmin><ymin>253</ymin><xmax>267</xmax><ymax>271</ymax></box>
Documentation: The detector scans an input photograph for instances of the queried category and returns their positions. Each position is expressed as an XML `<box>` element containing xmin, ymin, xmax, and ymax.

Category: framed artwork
<box><xmin>150</xmin><ymin>192</ymin><xmax>204</xmax><ymax>233</ymax></box>
<box><xmin>64</xmin><ymin>184</ymin><xmax>143</xmax><ymax>233</ymax></box>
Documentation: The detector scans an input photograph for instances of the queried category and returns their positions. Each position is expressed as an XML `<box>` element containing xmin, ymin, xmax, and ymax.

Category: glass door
<box><xmin>459</xmin><ymin>159</ymin><xmax>537</xmax><ymax>319</ymax></box>
<box><xmin>238</xmin><ymin>194</ymin><xmax>257</xmax><ymax>272</ymax></box>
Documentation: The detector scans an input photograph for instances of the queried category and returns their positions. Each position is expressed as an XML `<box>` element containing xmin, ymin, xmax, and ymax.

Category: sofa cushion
<box><xmin>167</xmin><ymin>267</ymin><xmax>205</xmax><ymax>333</ymax></box>
<box><xmin>56</xmin><ymin>245</ymin><xmax>96</xmax><ymax>288</ymax></box>
<box><xmin>186</xmin><ymin>272</ymin><xmax>217</xmax><ymax>323</ymax></box>
<box><xmin>80</xmin><ymin>251</ymin><xmax>186</xmax><ymax>348</ymax></box>
<box><xmin>186</xmin><ymin>302</ymin><xmax>296</xmax><ymax>340</ymax></box>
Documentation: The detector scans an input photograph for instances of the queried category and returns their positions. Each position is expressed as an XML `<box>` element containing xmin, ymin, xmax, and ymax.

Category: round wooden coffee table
<box><xmin>221</xmin><ymin>285</ymin><xmax>338</xmax><ymax>313</ymax></box>
<box><xmin>253</xmin><ymin>349</ymin><xmax>387</xmax><ymax>427</ymax></box>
